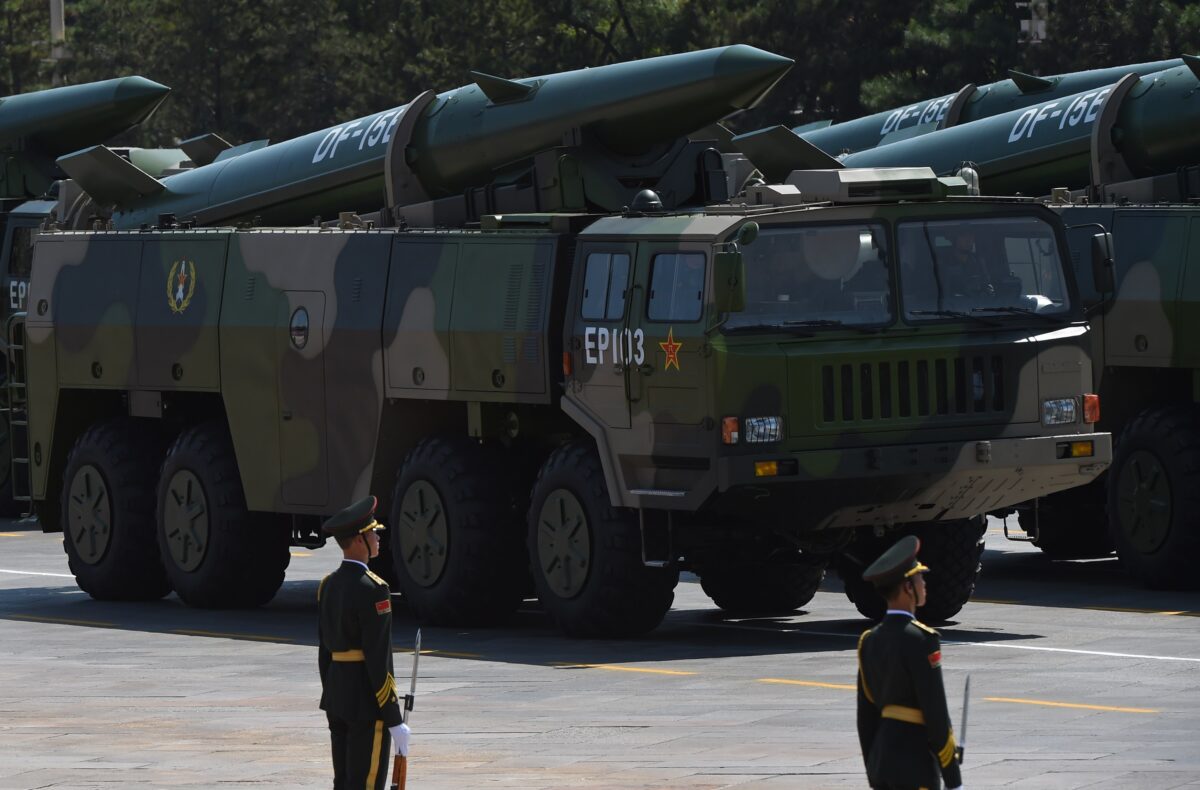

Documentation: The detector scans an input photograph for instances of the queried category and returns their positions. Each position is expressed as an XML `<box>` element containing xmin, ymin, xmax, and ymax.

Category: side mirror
<box><xmin>736</xmin><ymin>221</ymin><xmax>759</xmax><ymax>247</ymax></box>
<box><xmin>1091</xmin><ymin>232</ymin><xmax>1115</xmax><ymax>293</ymax></box>
<box><xmin>713</xmin><ymin>250</ymin><xmax>746</xmax><ymax>314</ymax></box>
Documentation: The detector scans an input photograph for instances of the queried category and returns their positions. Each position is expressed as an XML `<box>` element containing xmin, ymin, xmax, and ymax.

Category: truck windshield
<box><xmin>725</xmin><ymin>223</ymin><xmax>892</xmax><ymax>331</ymax></box>
<box><xmin>897</xmin><ymin>216</ymin><xmax>1070</xmax><ymax>322</ymax></box>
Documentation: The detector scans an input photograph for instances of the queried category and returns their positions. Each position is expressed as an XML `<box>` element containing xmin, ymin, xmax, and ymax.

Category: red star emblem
<box><xmin>659</xmin><ymin>327</ymin><xmax>682</xmax><ymax>371</ymax></box>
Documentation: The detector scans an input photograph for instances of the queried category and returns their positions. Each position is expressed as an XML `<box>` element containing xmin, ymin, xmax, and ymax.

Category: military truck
<box><xmin>760</xmin><ymin>57</ymin><xmax>1200</xmax><ymax>590</ymax></box>
<box><xmin>18</xmin><ymin>48</ymin><xmax>1111</xmax><ymax>635</ymax></box>
<box><xmin>0</xmin><ymin>77</ymin><xmax>179</xmax><ymax>514</ymax></box>
<box><xmin>17</xmin><ymin>168</ymin><xmax>1111</xmax><ymax>637</ymax></box>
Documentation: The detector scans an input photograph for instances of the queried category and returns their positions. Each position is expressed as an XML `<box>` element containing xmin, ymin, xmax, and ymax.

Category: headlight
<box><xmin>744</xmin><ymin>416</ymin><xmax>784</xmax><ymax>443</ymax></box>
<box><xmin>1042</xmin><ymin>398</ymin><xmax>1078</xmax><ymax>425</ymax></box>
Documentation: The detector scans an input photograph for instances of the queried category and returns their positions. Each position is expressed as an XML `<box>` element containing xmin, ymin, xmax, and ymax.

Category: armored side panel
<box><xmin>221</xmin><ymin>230</ymin><xmax>392</xmax><ymax>512</ymax></box>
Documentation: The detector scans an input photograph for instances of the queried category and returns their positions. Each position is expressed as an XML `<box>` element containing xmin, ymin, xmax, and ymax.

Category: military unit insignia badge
<box><xmin>167</xmin><ymin>260</ymin><xmax>197</xmax><ymax>314</ymax></box>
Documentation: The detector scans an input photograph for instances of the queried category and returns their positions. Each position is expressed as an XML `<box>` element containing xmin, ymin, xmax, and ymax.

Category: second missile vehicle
<box><xmin>20</xmin><ymin>48</ymin><xmax>1110</xmax><ymax>635</ymax></box>
<box><xmin>1</xmin><ymin>76</ymin><xmax>175</xmax><ymax>515</ymax></box>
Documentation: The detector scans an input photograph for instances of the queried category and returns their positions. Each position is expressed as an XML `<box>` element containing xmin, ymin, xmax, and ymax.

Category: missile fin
<box><xmin>732</xmin><ymin>125</ymin><xmax>842</xmax><ymax>182</ymax></box>
<box><xmin>213</xmin><ymin>139</ymin><xmax>270</xmax><ymax>163</ymax></box>
<box><xmin>179</xmin><ymin>133</ymin><xmax>233</xmax><ymax>166</ymax></box>
<box><xmin>470</xmin><ymin>71</ymin><xmax>535</xmax><ymax>104</ymax></box>
<box><xmin>689</xmin><ymin>122</ymin><xmax>737</xmax><ymax>152</ymax></box>
<box><xmin>1008</xmin><ymin>69</ymin><xmax>1055</xmax><ymax>94</ymax></box>
<box><xmin>1182</xmin><ymin>54</ymin><xmax>1200</xmax><ymax>81</ymax></box>
<box><xmin>57</xmin><ymin>145</ymin><xmax>164</xmax><ymax>206</ymax></box>
<box><xmin>793</xmin><ymin>119</ymin><xmax>833</xmax><ymax>133</ymax></box>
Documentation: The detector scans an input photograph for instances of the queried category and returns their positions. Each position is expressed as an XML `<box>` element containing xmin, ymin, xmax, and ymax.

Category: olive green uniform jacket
<box><xmin>857</xmin><ymin>612</ymin><xmax>961</xmax><ymax>789</ymax></box>
<box><xmin>318</xmin><ymin>561</ymin><xmax>403</xmax><ymax>726</ymax></box>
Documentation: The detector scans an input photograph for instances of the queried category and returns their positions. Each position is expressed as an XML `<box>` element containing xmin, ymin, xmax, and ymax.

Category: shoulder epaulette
<box><xmin>317</xmin><ymin>574</ymin><xmax>330</xmax><ymax>602</ymax></box>
<box><xmin>365</xmin><ymin>569</ymin><xmax>389</xmax><ymax>588</ymax></box>
<box><xmin>912</xmin><ymin>619</ymin><xmax>939</xmax><ymax>635</ymax></box>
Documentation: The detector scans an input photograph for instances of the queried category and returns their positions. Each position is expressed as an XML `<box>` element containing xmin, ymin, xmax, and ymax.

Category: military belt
<box><xmin>331</xmin><ymin>649</ymin><xmax>366</xmax><ymax>662</ymax></box>
<box><xmin>881</xmin><ymin>704</ymin><xmax>925</xmax><ymax>725</ymax></box>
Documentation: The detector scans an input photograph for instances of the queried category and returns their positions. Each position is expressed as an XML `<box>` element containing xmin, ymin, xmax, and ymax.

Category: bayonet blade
<box><xmin>958</xmin><ymin>674</ymin><xmax>971</xmax><ymax>763</ymax></box>
<box><xmin>405</xmin><ymin>629</ymin><xmax>421</xmax><ymax>724</ymax></box>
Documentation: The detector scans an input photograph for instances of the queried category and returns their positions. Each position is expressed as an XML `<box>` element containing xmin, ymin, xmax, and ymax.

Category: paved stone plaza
<box><xmin>2</xmin><ymin>519</ymin><xmax>1198</xmax><ymax>789</ymax></box>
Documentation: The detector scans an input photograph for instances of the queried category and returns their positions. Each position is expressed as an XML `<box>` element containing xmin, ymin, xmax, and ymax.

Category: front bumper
<box><xmin>713</xmin><ymin>432</ymin><xmax>1112</xmax><ymax>530</ymax></box>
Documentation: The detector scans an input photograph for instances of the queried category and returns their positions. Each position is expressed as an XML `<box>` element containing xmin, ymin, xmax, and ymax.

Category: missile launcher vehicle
<box><xmin>17</xmin><ymin>48</ymin><xmax>1111</xmax><ymax>634</ymax></box>
<box><xmin>1</xmin><ymin>76</ymin><xmax>179</xmax><ymax>514</ymax></box>
<box><xmin>755</xmin><ymin>56</ymin><xmax>1200</xmax><ymax>590</ymax></box>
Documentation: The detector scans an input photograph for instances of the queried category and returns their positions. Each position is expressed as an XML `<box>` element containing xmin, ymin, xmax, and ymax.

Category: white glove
<box><xmin>389</xmin><ymin>722</ymin><xmax>411</xmax><ymax>756</ymax></box>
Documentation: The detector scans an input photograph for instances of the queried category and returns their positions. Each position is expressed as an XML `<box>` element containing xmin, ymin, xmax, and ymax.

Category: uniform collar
<box><xmin>341</xmin><ymin>559</ymin><xmax>369</xmax><ymax>570</ymax></box>
<box><xmin>884</xmin><ymin>609</ymin><xmax>915</xmax><ymax>618</ymax></box>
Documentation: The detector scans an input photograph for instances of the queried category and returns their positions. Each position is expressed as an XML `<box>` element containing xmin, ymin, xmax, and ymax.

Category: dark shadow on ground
<box><xmin>0</xmin><ymin>573</ymin><xmax>1044</xmax><ymax>669</ymax></box>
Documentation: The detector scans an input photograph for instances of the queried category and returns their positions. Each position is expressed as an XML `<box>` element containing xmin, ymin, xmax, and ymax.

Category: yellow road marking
<box><xmin>554</xmin><ymin>662</ymin><xmax>696</xmax><ymax>676</ymax></box>
<box><xmin>171</xmin><ymin>629</ymin><xmax>293</xmax><ymax>643</ymax></box>
<box><xmin>984</xmin><ymin>696</ymin><xmax>1158</xmax><ymax>714</ymax></box>
<box><xmin>9</xmin><ymin>613</ymin><xmax>116</xmax><ymax>627</ymax></box>
<box><xmin>290</xmin><ymin>551</ymin><xmax>312</xmax><ymax>557</ymax></box>
<box><xmin>759</xmin><ymin>678</ymin><xmax>856</xmax><ymax>690</ymax></box>
<box><xmin>0</xmin><ymin>532</ymin><xmax>27</xmax><ymax>537</ymax></box>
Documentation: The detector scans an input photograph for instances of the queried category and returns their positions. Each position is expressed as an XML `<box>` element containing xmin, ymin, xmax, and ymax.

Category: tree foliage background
<box><xmin>3</xmin><ymin>0</ymin><xmax>1200</xmax><ymax>147</ymax></box>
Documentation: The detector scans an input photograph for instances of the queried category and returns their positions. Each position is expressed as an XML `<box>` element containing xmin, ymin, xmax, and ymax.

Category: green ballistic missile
<box><xmin>794</xmin><ymin>58</ymin><xmax>1181</xmax><ymax>155</ymax></box>
<box><xmin>835</xmin><ymin>58</ymin><xmax>1200</xmax><ymax>195</ymax></box>
<box><xmin>0</xmin><ymin>76</ymin><xmax>170</xmax><ymax>199</ymax></box>
<box><xmin>64</xmin><ymin>45</ymin><xmax>791</xmax><ymax>229</ymax></box>
<box><xmin>741</xmin><ymin>58</ymin><xmax>1200</xmax><ymax>198</ymax></box>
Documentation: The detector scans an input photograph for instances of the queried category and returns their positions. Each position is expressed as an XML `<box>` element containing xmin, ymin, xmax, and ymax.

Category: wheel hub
<box><xmin>536</xmin><ymin>489</ymin><xmax>591</xmax><ymax>599</ymax></box>
<box><xmin>66</xmin><ymin>464</ymin><xmax>112</xmax><ymax>565</ymax></box>
<box><xmin>1115</xmin><ymin>449</ymin><xmax>1172</xmax><ymax>554</ymax></box>
<box><xmin>397</xmin><ymin>480</ymin><xmax>449</xmax><ymax>587</ymax></box>
<box><xmin>162</xmin><ymin>469</ymin><xmax>210</xmax><ymax>572</ymax></box>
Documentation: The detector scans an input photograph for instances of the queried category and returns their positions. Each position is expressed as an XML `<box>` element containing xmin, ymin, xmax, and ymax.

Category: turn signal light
<box><xmin>754</xmin><ymin>460</ymin><xmax>778</xmax><ymax>477</ymax></box>
<box><xmin>1055</xmin><ymin>440</ymin><xmax>1095</xmax><ymax>459</ymax></box>
<box><xmin>562</xmin><ymin>351</ymin><xmax>573</xmax><ymax>377</ymax></box>
<box><xmin>722</xmin><ymin>417</ymin><xmax>740</xmax><ymax>445</ymax></box>
<box><xmin>1083</xmin><ymin>393</ymin><xmax>1100</xmax><ymax>424</ymax></box>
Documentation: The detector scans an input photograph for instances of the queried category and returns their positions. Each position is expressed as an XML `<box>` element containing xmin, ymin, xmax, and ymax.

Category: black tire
<box><xmin>156</xmin><ymin>419</ymin><xmax>290</xmax><ymax>608</ymax></box>
<box><xmin>1107</xmin><ymin>406</ymin><xmax>1200</xmax><ymax>589</ymax></box>
<box><xmin>527</xmin><ymin>440</ymin><xmax>678</xmax><ymax>638</ymax></box>
<box><xmin>389</xmin><ymin>436</ymin><xmax>525</xmax><ymax>625</ymax></box>
<box><xmin>1028</xmin><ymin>482</ymin><xmax>1113</xmax><ymax>560</ymax></box>
<box><xmin>836</xmin><ymin>518</ymin><xmax>985</xmax><ymax>624</ymax></box>
<box><xmin>835</xmin><ymin>550</ymin><xmax>886</xmax><ymax>621</ymax></box>
<box><xmin>700</xmin><ymin>559</ymin><xmax>825</xmax><ymax>614</ymax></box>
<box><xmin>60</xmin><ymin>418</ymin><xmax>171</xmax><ymax>601</ymax></box>
<box><xmin>914</xmin><ymin>517</ymin><xmax>986</xmax><ymax>623</ymax></box>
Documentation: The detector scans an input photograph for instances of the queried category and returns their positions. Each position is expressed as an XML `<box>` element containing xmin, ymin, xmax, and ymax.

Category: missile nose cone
<box><xmin>713</xmin><ymin>45</ymin><xmax>794</xmax><ymax>110</ymax></box>
<box><xmin>112</xmin><ymin>76</ymin><xmax>171</xmax><ymax>121</ymax></box>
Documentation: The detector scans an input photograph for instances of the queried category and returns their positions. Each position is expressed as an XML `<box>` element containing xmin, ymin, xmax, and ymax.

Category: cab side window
<box><xmin>581</xmin><ymin>252</ymin><xmax>630</xmax><ymax>320</ymax></box>
<box><xmin>647</xmin><ymin>252</ymin><xmax>704</xmax><ymax>321</ymax></box>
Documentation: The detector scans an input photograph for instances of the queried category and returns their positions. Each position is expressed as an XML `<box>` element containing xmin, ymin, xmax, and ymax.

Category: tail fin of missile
<box><xmin>471</xmin><ymin>71</ymin><xmax>536</xmax><ymax>103</ymax></box>
<box><xmin>732</xmin><ymin>125</ymin><xmax>842</xmax><ymax>182</ymax></box>
<box><xmin>179</xmin><ymin>133</ymin><xmax>233</xmax><ymax>166</ymax></box>
<box><xmin>1008</xmin><ymin>69</ymin><xmax>1055</xmax><ymax>94</ymax></box>
<box><xmin>57</xmin><ymin>145</ymin><xmax>164</xmax><ymax>206</ymax></box>
<box><xmin>1182</xmin><ymin>54</ymin><xmax>1200</xmax><ymax>81</ymax></box>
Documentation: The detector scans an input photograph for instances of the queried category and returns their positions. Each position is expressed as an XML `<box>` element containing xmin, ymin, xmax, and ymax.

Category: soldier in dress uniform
<box><xmin>856</xmin><ymin>535</ymin><xmax>963</xmax><ymax>790</ymax></box>
<box><xmin>318</xmin><ymin>495</ymin><xmax>411</xmax><ymax>790</ymax></box>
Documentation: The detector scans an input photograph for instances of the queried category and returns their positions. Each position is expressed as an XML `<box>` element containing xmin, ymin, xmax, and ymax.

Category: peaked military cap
<box><xmin>862</xmin><ymin>535</ymin><xmax>929</xmax><ymax>587</ymax></box>
<box><xmin>322</xmin><ymin>495</ymin><xmax>385</xmax><ymax>539</ymax></box>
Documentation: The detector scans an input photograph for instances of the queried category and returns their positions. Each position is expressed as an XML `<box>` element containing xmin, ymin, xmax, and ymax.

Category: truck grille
<box><xmin>820</xmin><ymin>355</ymin><xmax>1006</xmax><ymax>423</ymax></box>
